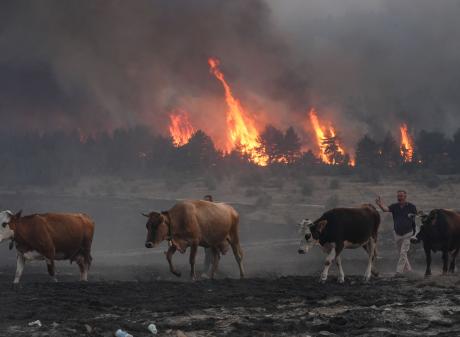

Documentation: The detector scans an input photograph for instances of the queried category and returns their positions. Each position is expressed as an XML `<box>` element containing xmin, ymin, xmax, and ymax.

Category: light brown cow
<box><xmin>143</xmin><ymin>200</ymin><xmax>244</xmax><ymax>280</ymax></box>
<box><xmin>0</xmin><ymin>210</ymin><xmax>95</xmax><ymax>284</ymax></box>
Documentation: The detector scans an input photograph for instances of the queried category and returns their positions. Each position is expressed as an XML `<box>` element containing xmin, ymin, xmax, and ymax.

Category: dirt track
<box><xmin>1</xmin><ymin>272</ymin><xmax>460</xmax><ymax>337</ymax></box>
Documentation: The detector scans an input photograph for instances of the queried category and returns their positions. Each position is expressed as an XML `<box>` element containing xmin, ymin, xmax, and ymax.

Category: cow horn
<box><xmin>141</xmin><ymin>212</ymin><xmax>150</xmax><ymax>218</ymax></box>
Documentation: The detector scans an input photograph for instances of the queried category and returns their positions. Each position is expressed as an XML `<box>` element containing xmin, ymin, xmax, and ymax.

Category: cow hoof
<box><xmin>424</xmin><ymin>273</ymin><xmax>431</xmax><ymax>278</ymax></box>
<box><xmin>319</xmin><ymin>278</ymin><xmax>326</xmax><ymax>284</ymax></box>
<box><xmin>371</xmin><ymin>271</ymin><xmax>379</xmax><ymax>277</ymax></box>
<box><xmin>363</xmin><ymin>277</ymin><xmax>371</xmax><ymax>283</ymax></box>
<box><xmin>337</xmin><ymin>278</ymin><xmax>345</xmax><ymax>284</ymax></box>
<box><xmin>12</xmin><ymin>283</ymin><xmax>22</xmax><ymax>291</ymax></box>
<box><xmin>172</xmin><ymin>271</ymin><xmax>182</xmax><ymax>278</ymax></box>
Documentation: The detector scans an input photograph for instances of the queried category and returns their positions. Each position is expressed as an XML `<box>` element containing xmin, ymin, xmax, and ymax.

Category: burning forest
<box><xmin>2</xmin><ymin>2</ymin><xmax>460</xmax><ymax>337</ymax></box>
<box><xmin>162</xmin><ymin>58</ymin><xmax>429</xmax><ymax>171</ymax></box>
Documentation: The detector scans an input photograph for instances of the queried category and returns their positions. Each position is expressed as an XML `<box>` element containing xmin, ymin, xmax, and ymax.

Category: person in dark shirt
<box><xmin>376</xmin><ymin>190</ymin><xmax>417</xmax><ymax>275</ymax></box>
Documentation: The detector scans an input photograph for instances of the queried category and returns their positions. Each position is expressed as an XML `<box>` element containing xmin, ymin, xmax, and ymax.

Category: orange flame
<box><xmin>208</xmin><ymin>57</ymin><xmax>267</xmax><ymax>166</ymax></box>
<box><xmin>308</xmin><ymin>109</ymin><xmax>353</xmax><ymax>166</ymax></box>
<box><xmin>168</xmin><ymin>109</ymin><xmax>195</xmax><ymax>147</ymax></box>
<box><xmin>399</xmin><ymin>123</ymin><xmax>414</xmax><ymax>162</ymax></box>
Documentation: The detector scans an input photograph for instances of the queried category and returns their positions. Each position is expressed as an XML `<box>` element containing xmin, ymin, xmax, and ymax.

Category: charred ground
<box><xmin>1</xmin><ymin>176</ymin><xmax>460</xmax><ymax>336</ymax></box>
<box><xmin>1</xmin><ymin>271</ymin><xmax>460</xmax><ymax>337</ymax></box>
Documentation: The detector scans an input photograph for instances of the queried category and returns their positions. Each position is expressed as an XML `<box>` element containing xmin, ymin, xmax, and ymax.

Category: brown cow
<box><xmin>143</xmin><ymin>200</ymin><xmax>244</xmax><ymax>280</ymax></box>
<box><xmin>0</xmin><ymin>210</ymin><xmax>95</xmax><ymax>284</ymax></box>
<box><xmin>411</xmin><ymin>209</ymin><xmax>460</xmax><ymax>276</ymax></box>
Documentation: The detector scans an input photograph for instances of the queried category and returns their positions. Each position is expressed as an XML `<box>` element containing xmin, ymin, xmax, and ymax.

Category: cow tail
<box><xmin>83</xmin><ymin>216</ymin><xmax>95</xmax><ymax>269</ymax></box>
<box><xmin>84</xmin><ymin>248</ymin><xmax>93</xmax><ymax>269</ymax></box>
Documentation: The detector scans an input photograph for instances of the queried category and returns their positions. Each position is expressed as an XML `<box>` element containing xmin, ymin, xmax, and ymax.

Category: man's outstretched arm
<box><xmin>375</xmin><ymin>196</ymin><xmax>390</xmax><ymax>212</ymax></box>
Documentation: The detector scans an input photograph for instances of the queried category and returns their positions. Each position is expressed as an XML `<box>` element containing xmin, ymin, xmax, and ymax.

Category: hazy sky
<box><xmin>0</xmin><ymin>0</ymin><xmax>459</xmax><ymax>146</ymax></box>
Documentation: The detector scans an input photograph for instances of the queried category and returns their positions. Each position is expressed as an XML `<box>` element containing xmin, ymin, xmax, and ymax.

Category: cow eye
<box><xmin>1</xmin><ymin>222</ymin><xmax>6</xmax><ymax>228</ymax></box>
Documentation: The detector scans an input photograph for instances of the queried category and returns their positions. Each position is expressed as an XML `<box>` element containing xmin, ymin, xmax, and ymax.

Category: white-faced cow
<box><xmin>411</xmin><ymin>209</ymin><xmax>460</xmax><ymax>276</ymax></box>
<box><xmin>298</xmin><ymin>204</ymin><xmax>380</xmax><ymax>283</ymax></box>
<box><xmin>142</xmin><ymin>200</ymin><xmax>244</xmax><ymax>280</ymax></box>
<box><xmin>0</xmin><ymin>210</ymin><xmax>95</xmax><ymax>284</ymax></box>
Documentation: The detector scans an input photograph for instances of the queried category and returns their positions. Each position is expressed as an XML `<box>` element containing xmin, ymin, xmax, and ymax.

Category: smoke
<box><xmin>267</xmin><ymin>0</ymin><xmax>460</xmax><ymax>140</ymax></box>
<box><xmin>0</xmin><ymin>0</ymin><xmax>300</xmax><ymax>141</ymax></box>
<box><xmin>0</xmin><ymin>0</ymin><xmax>459</xmax><ymax>147</ymax></box>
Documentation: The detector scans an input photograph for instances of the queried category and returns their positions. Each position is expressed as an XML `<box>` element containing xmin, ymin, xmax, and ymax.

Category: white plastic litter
<box><xmin>28</xmin><ymin>320</ymin><xmax>42</xmax><ymax>328</ymax></box>
<box><xmin>148</xmin><ymin>323</ymin><xmax>158</xmax><ymax>334</ymax></box>
<box><xmin>115</xmin><ymin>328</ymin><xmax>133</xmax><ymax>337</ymax></box>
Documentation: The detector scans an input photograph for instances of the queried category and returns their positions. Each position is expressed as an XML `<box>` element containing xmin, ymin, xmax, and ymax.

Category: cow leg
<box><xmin>76</xmin><ymin>256</ymin><xmax>89</xmax><ymax>281</ymax></box>
<box><xmin>442</xmin><ymin>250</ymin><xmax>449</xmax><ymax>275</ymax></box>
<box><xmin>449</xmin><ymin>248</ymin><xmax>460</xmax><ymax>273</ymax></box>
<box><xmin>363</xmin><ymin>243</ymin><xmax>379</xmax><ymax>277</ymax></box>
<box><xmin>189</xmin><ymin>244</ymin><xmax>198</xmax><ymax>280</ymax></box>
<box><xmin>320</xmin><ymin>246</ymin><xmax>336</xmax><ymax>283</ymax></box>
<box><xmin>45</xmin><ymin>258</ymin><xmax>58</xmax><ymax>282</ymax></box>
<box><xmin>165</xmin><ymin>246</ymin><xmax>181</xmax><ymax>277</ymax></box>
<box><xmin>13</xmin><ymin>253</ymin><xmax>26</xmax><ymax>284</ymax></box>
<box><xmin>363</xmin><ymin>238</ymin><xmax>376</xmax><ymax>282</ymax></box>
<box><xmin>202</xmin><ymin>247</ymin><xmax>213</xmax><ymax>276</ymax></box>
<box><xmin>210</xmin><ymin>247</ymin><xmax>220</xmax><ymax>280</ymax></box>
<box><xmin>424</xmin><ymin>246</ymin><xmax>432</xmax><ymax>277</ymax></box>
<box><xmin>335</xmin><ymin>255</ymin><xmax>345</xmax><ymax>284</ymax></box>
<box><xmin>229</xmin><ymin>241</ymin><xmax>245</xmax><ymax>279</ymax></box>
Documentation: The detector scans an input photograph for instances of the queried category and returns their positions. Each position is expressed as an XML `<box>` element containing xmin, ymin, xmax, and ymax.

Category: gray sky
<box><xmin>0</xmin><ymin>0</ymin><xmax>459</xmax><ymax>147</ymax></box>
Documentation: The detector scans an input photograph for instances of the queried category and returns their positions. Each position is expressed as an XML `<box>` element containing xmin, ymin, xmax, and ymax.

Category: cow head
<box><xmin>297</xmin><ymin>218</ymin><xmax>327</xmax><ymax>254</ymax></box>
<box><xmin>0</xmin><ymin>210</ymin><xmax>18</xmax><ymax>243</ymax></box>
<box><xmin>410</xmin><ymin>210</ymin><xmax>435</xmax><ymax>244</ymax></box>
<box><xmin>142</xmin><ymin>211</ymin><xmax>169</xmax><ymax>248</ymax></box>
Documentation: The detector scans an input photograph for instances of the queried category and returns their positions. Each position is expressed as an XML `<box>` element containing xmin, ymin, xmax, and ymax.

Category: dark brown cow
<box><xmin>142</xmin><ymin>200</ymin><xmax>244</xmax><ymax>280</ymax></box>
<box><xmin>411</xmin><ymin>209</ymin><xmax>460</xmax><ymax>276</ymax></box>
<box><xmin>0</xmin><ymin>210</ymin><xmax>95</xmax><ymax>284</ymax></box>
<box><xmin>297</xmin><ymin>204</ymin><xmax>380</xmax><ymax>283</ymax></box>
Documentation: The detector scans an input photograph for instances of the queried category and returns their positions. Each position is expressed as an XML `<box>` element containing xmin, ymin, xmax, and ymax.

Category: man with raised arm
<box><xmin>376</xmin><ymin>190</ymin><xmax>417</xmax><ymax>276</ymax></box>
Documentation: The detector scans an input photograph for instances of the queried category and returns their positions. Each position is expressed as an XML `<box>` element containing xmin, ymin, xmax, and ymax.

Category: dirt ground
<box><xmin>1</xmin><ymin>269</ymin><xmax>460</xmax><ymax>337</ymax></box>
<box><xmin>1</xmin><ymin>175</ymin><xmax>460</xmax><ymax>336</ymax></box>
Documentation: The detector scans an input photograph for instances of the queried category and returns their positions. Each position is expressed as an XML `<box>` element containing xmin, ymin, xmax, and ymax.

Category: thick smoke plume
<box><xmin>0</xmin><ymin>0</ymin><xmax>459</xmax><ymax>149</ymax></box>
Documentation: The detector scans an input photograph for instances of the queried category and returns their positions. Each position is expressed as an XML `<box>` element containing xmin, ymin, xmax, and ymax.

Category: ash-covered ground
<box><xmin>1</xmin><ymin>176</ymin><xmax>460</xmax><ymax>336</ymax></box>
<box><xmin>1</xmin><ymin>269</ymin><xmax>460</xmax><ymax>337</ymax></box>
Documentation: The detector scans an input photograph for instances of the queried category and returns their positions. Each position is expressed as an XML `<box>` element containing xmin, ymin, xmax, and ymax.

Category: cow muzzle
<box><xmin>410</xmin><ymin>237</ymin><xmax>420</xmax><ymax>244</ymax></box>
<box><xmin>145</xmin><ymin>241</ymin><xmax>154</xmax><ymax>248</ymax></box>
<box><xmin>298</xmin><ymin>249</ymin><xmax>306</xmax><ymax>254</ymax></box>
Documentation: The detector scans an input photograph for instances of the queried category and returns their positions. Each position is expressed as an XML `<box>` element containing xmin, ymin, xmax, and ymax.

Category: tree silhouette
<box><xmin>355</xmin><ymin>134</ymin><xmax>379</xmax><ymax>168</ymax></box>
<box><xmin>380</xmin><ymin>132</ymin><xmax>402</xmax><ymax>168</ymax></box>
<box><xmin>282</xmin><ymin>127</ymin><xmax>302</xmax><ymax>164</ymax></box>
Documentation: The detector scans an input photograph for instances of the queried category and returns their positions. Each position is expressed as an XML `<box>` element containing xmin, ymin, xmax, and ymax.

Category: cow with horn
<box><xmin>411</xmin><ymin>209</ymin><xmax>460</xmax><ymax>276</ymax></box>
<box><xmin>0</xmin><ymin>210</ymin><xmax>95</xmax><ymax>284</ymax></box>
<box><xmin>142</xmin><ymin>200</ymin><xmax>244</xmax><ymax>280</ymax></box>
<box><xmin>298</xmin><ymin>204</ymin><xmax>380</xmax><ymax>283</ymax></box>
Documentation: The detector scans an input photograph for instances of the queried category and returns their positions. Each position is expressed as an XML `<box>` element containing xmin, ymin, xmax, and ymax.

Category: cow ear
<box><xmin>141</xmin><ymin>212</ymin><xmax>150</xmax><ymax>218</ymax></box>
<box><xmin>417</xmin><ymin>210</ymin><xmax>425</xmax><ymax>217</ymax></box>
<box><xmin>317</xmin><ymin>220</ymin><xmax>328</xmax><ymax>233</ymax></box>
<box><xmin>15</xmin><ymin>210</ymin><xmax>22</xmax><ymax>218</ymax></box>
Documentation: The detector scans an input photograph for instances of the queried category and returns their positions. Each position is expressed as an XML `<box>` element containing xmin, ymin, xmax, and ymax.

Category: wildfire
<box><xmin>168</xmin><ymin>109</ymin><xmax>195</xmax><ymax>147</ymax></box>
<box><xmin>208</xmin><ymin>57</ymin><xmax>268</xmax><ymax>166</ymax></box>
<box><xmin>399</xmin><ymin>123</ymin><xmax>414</xmax><ymax>162</ymax></box>
<box><xmin>308</xmin><ymin>109</ymin><xmax>353</xmax><ymax>166</ymax></box>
